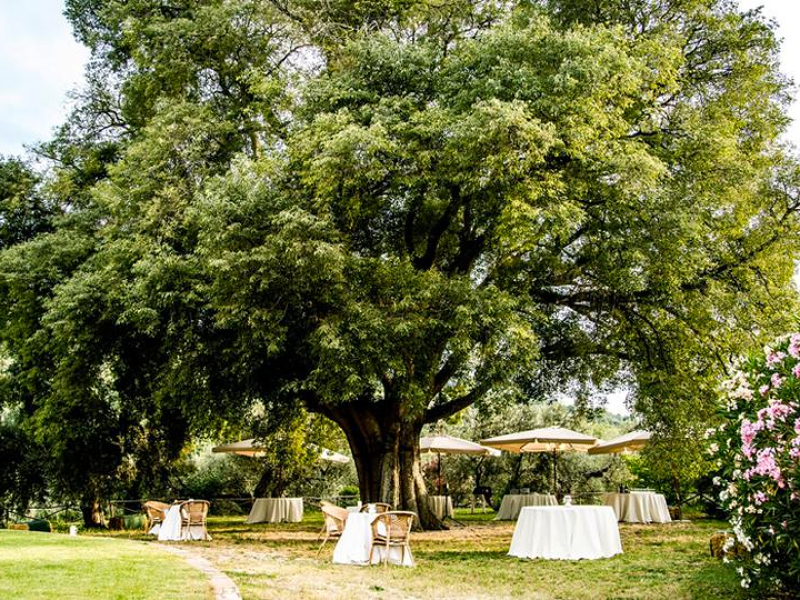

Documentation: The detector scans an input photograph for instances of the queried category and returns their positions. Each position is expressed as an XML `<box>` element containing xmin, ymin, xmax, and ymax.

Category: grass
<box><xmin>0</xmin><ymin>529</ymin><xmax>212</xmax><ymax>600</ymax></box>
<box><xmin>91</xmin><ymin>508</ymin><xmax>743</xmax><ymax>600</ymax></box>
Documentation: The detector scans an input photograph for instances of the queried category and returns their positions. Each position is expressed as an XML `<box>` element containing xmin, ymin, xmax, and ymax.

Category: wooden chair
<box><xmin>143</xmin><ymin>500</ymin><xmax>170</xmax><ymax>531</ymax></box>
<box><xmin>368</xmin><ymin>511</ymin><xmax>415</xmax><ymax>566</ymax></box>
<box><xmin>317</xmin><ymin>502</ymin><xmax>348</xmax><ymax>556</ymax></box>
<box><xmin>359</xmin><ymin>502</ymin><xmax>392</xmax><ymax>514</ymax></box>
<box><xmin>180</xmin><ymin>500</ymin><xmax>211</xmax><ymax>541</ymax></box>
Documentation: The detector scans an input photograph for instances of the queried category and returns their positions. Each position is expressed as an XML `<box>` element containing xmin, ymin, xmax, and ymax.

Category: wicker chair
<box><xmin>317</xmin><ymin>502</ymin><xmax>348</xmax><ymax>556</ymax></box>
<box><xmin>143</xmin><ymin>500</ymin><xmax>170</xmax><ymax>531</ymax></box>
<box><xmin>368</xmin><ymin>511</ymin><xmax>415</xmax><ymax>566</ymax></box>
<box><xmin>359</xmin><ymin>502</ymin><xmax>392</xmax><ymax>514</ymax></box>
<box><xmin>180</xmin><ymin>500</ymin><xmax>211</xmax><ymax>541</ymax></box>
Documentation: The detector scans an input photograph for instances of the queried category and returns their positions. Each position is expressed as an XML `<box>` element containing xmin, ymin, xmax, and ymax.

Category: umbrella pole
<box><xmin>552</xmin><ymin>449</ymin><xmax>558</xmax><ymax>499</ymax></box>
<box><xmin>437</xmin><ymin>452</ymin><xmax>442</xmax><ymax>495</ymax></box>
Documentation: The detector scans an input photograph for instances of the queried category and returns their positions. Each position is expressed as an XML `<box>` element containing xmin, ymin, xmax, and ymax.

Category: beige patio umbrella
<box><xmin>419</xmin><ymin>434</ymin><xmax>500</xmax><ymax>494</ymax></box>
<box><xmin>212</xmin><ymin>439</ymin><xmax>350</xmax><ymax>463</ymax></box>
<box><xmin>480</xmin><ymin>427</ymin><xmax>597</xmax><ymax>496</ymax></box>
<box><xmin>588</xmin><ymin>430</ymin><xmax>651</xmax><ymax>455</ymax></box>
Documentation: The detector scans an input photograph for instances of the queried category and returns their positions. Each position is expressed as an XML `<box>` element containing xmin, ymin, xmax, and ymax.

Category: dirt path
<box><xmin>162</xmin><ymin>546</ymin><xmax>242</xmax><ymax>600</ymax></box>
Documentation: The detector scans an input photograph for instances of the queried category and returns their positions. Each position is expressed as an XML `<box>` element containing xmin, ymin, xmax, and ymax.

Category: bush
<box><xmin>713</xmin><ymin>334</ymin><xmax>800</xmax><ymax>595</ymax></box>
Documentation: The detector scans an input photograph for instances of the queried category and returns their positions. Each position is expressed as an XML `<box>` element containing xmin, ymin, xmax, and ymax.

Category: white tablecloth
<box><xmin>509</xmin><ymin>506</ymin><xmax>623</xmax><ymax>560</ymax></box>
<box><xmin>247</xmin><ymin>498</ymin><xmax>304</xmax><ymax>524</ymax></box>
<box><xmin>602</xmin><ymin>492</ymin><xmax>671</xmax><ymax>523</ymax></box>
<box><xmin>495</xmin><ymin>493</ymin><xmax>558</xmax><ymax>520</ymax></box>
<box><xmin>158</xmin><ymin>505</ymin><xmax>184</xmax><ymax>541</ymax></box>
<box><xmin>332</xmin><ymin>513</ymin><xmax>414</xmax><ymax>567</ymax></box>
<box><xmin>156</xmin><ymin>503</ymin><xmax>211</xmax><ymax>541</ymax></box>
<box><xmin>429</xmin><ymin>496</ymin><xmax>453</xmax><ymax>520</ymax></box>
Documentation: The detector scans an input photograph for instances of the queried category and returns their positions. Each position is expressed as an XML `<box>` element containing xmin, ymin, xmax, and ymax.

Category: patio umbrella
<box><xmin>588</xmin><ymin>430</ymin><xmax>651</xmax><ymax>455</ymax></box>
<box><xmin>212</xmin><ymin>439</ymin><xmax>351</xmax><ymax>463</ymax></box>
<box><xmin>480</xmin><ymin>427</ymin><xmax>597</xmax><ymax>497</ymax></box>
<box><xmin>419</xmin><ymin>434</ymin><xmax>500</xmax><ymax>494</ymax></box>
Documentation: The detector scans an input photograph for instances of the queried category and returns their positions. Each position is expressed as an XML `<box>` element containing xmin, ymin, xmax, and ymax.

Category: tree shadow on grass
<box><xmin>416</xmin><ymin>549</ymin><xmax>509</xmax><ymax>561</ymax></box>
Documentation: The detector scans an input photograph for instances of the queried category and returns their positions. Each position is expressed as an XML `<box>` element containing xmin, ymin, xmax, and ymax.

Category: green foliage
<box><xmin>713</xmin><ymin>334</ymin><xmax>800</xmax><ymax>595</ymax></box>
<box><xmin>1</xmin><ymin>0</ymin><xmax>799</xmax><ymax>515</ymax></box>
<box><xmin>0</xmin><ymin>158</ymin><xmax>54</xmax><ymax>250</ymax></box>
<box><xmin>0</xmin><ymin>420</ymin><xmax>48</xmax><ymax>521</ymax></box>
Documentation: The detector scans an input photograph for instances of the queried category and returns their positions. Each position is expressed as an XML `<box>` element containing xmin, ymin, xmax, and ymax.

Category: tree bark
<box><xmin>80</xmin><ymin>493</ymin><xmax>105</xmax><ymax>529</ymax></box>
<box><xmin>326</xmin><ymin>401</ymin><xmax>443</xmax><ymax>530</ymax></box>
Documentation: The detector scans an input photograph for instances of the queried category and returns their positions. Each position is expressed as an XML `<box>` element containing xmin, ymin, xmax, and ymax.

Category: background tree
<box><xmin>0</xmin><ymin>0</ymin><xmax>798</xmax><ymax>529</ymax></box>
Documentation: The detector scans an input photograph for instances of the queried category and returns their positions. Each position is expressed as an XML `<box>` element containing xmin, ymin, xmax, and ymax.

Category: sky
<box><xmin>0</xmin><ymin>1</ymin><xmax>799</xmax><ymax>415</ymax></box>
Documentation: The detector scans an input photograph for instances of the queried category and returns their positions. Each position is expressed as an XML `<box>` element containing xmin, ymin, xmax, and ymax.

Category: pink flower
<box><xmin>790</xmin><ymin>334</ymin><xmax>800</xmax><ymax>357</ymax></box>
<box><xmin>741</xmin><ymin>420</ymin><xmax>758</xmax><ymax>445</ymax></box>
<box><xmin>771</xmin><ymin>373</ymin><xmax>784</xmax><ymax>389</ymax></box>
<box><xmin>753</xmin><ymin>491</ymin><xmax>768</xmax><ymax>505</ymax></box>
<box><xmin>760</xmin><ymin>384</ymin><xmax>770</xmax><ymax>397</ymax></box>
<box><xmin>793</xmin><ymin>363</ymin><xmax>800</xmax><ymax>379</ymax></box>
<box><xmin>751</xmin><ymin>448</ymin><xmax>783</xmax><ymax>484</ymax></box>
<box><xmin>767</xmin><ymin>351</ymin><xmax>787</xmax><ymax>367</ymax></box>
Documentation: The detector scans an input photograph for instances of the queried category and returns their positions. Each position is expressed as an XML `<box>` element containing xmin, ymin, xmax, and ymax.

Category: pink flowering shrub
<box><xmin>714</xmin><ymin>334</ymin><xmax>800</xmax><ymax>594</ymax></box>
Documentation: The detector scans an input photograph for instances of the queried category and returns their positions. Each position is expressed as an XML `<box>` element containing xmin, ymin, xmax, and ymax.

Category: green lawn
<box><xmin>197</xmin><ymin>511</ymin><xmax>742</xmax><ymax>600</ymax></box>
<box><xmin>39</xmin><ymin>508</ymin><xmax>742</xmax><ymax>600</ymax></box>
<box><xmin>0</xmin><ymin>530</ymin><xmax>212</xmax><ymax>600</ymax></box>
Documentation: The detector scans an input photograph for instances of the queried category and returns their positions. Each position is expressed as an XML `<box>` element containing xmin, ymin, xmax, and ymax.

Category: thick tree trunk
<box><xmin>80</xmin><ymin>494</ymin><xmax>105</xmax><ymax>529</ymax></box>
<box><xmin>328</xmin><ymin>401</ymin><xmax>443</xmax><ymax>530</ymax></box>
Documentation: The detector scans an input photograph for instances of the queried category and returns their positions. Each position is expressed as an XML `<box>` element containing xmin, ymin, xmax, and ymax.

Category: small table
<box><xmin>495</xmin><ymin>493</ymin><xmax>558</xmax><ymax>520</ymax></box>
<box><xmin>509</xmin><ymin>506</ymin><xmax>622</xmax><ymax>560</ymax></box>
<box><xmin>247</xmin><ymin>498</ymin><xmax>304</xmax><ymax>524</ymax></box>
<box><xmin>155</xmin><ymin>503</ymin><xmax>212</xmax><ymax>541</ymax></box>
<box><xmin>332</xmin><ymin>513</ymin><xmax>414</xmax><ymax>567</ymax></box>
<box><xmin>429</xmin><ymin>496</ymin><xmax>454</xmax><ymax>520</ymax></box>
<box><xmin>602</xmin><ymin>492</ymin><xmax>671</xmax><ymax>523</ymax></box>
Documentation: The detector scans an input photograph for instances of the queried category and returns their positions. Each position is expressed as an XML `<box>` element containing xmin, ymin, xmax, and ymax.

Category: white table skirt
<box><xmin>496</xmin><ymin>493</ymin><xmax>558</xmax><ymax>520</ymax></box>
<box><xmin>509</xmin><ymin>506</ymin><xmax>623</xmax><ymax>560</ymax></box>
<box><xmin>332</xmin><ymin>513</ymin><xmax>414</xmax><ymax>567</ymax></box>
<box><xmin>429</xmin><ymin>496</ymin><xmax>453</xmax><ymax>520</ymax></box>
<box><xmin>247</xmin><ymin>498</ymin><xmax>304</xmax><ymax>524</ymax></box>
<box><xmin>602</xmin><ymin>492</ymin><xmax>672</xmax><ymax>523</ymax></box>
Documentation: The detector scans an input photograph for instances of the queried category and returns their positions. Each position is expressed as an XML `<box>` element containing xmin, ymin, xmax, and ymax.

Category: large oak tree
<box><xmin>2</xmin><ymin>0</ymin><xmax>800</xmax><ymax>527</ymax></box>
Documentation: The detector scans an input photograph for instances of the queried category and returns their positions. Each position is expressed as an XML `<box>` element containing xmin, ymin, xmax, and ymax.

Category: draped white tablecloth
<box><xmin>158</xmin><ymin>505</ymin><xmax>184</xmax><ymax>541</ymax></box>
<box><xmin>429</xmin><ymin>496</ymin><xmax>454</xmax><ymax>520</ymax></box>
<box><xmin>508</xmin><ymin>506</ymin><xmax>623</xmax><ymax>560</ymax></box>
<box><xmin>602</xmin><ymin>492</ymin><xmax>672</xmax><ymax>523</ymax></box>
<box><xmin>156</xmin><ymin>503</ymin><xmax>211</xmax><ymax>541</ymax></box>
<box><xmin>332</xmin><ymin>513</ymin><xmax>414</xmax><ymax>567</ymax></box>
<box><xmin>495</xmin><ymin>493</ymin><xmax>558</xmax><ymax>520</ymax></box>
<box><xmin>247</xmin><ymin>498</ymin><xmax>304</xmax><ymax>524</ymax></box>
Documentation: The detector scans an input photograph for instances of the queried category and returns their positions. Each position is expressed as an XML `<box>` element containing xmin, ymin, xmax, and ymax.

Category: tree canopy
<box><xmin>1</xmin><ymin>0</ymin><xmax>799</xmax><ymax>527</ymax></box>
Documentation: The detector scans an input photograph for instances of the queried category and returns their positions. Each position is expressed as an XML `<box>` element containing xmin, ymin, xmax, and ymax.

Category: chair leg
<box><xmin>316</xmin><ymin>522</ymin><xmax>327</xmax><ymax>542</ymax></box>
<box><xmin>316</xmin><ymin>533</ymin><xmax>329</xmax><ymax>557</ymax></box>
<box><xmin>368</xmin><ymin>541</ymin><xmax>376</xmax><ymax>566</ymax></box>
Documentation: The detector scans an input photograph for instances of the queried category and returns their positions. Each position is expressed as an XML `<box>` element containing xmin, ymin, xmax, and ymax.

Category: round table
<box><xmin>429</xmin><ymin>496</ymin><xmax>454</xmax><ymax>520</ymax></box>
<box><xmin>246</xmin><ymin>497</ymin><xmax>304</xmax><ymax>523</ymax></box>
<box><xmin>495</xmin><ymin>493</ymin><xmax>558</xmax><ymax>520</ymax></box>
<box><xmin>602</xmin><ymin>492</ymin><xmax>671</xmax><ymax>523</ymax></box>
<box><xmin>508</xmin><ymin>506</ymin><xmax>623</xmax><ymax>560</ymax></box>
<box><xmin>332</xmin><ymin>512</ymin><xmax>414</xmax><ymax>567</ymax></box>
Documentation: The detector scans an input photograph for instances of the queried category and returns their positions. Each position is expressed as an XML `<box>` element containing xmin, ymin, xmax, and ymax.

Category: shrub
<box><xmin>713</xmin><ymin>334</ymin><xmax>800</xmax><ymax>595</ymax></box>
